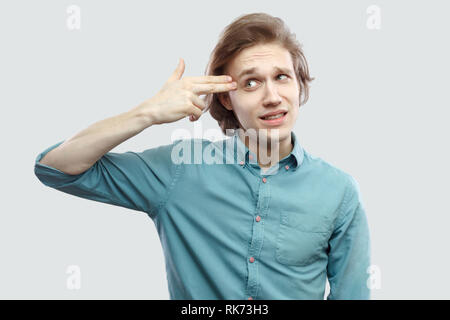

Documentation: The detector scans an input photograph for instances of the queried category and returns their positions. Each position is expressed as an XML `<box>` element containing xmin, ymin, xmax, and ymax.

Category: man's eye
<box><xmin>245</xmin><ymin>74</ymin><xmax>289</xmax><ymax>88</ymax></box>
<box><xmin>245</xmin><ymin>79</ymin><xmax>257</xmax><ymax>88</ymax></box>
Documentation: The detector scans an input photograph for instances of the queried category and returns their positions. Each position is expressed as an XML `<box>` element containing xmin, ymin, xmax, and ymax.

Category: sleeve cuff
<box><xmin>34</xmin><ymin>140</ymin><xmax>89</xmax><ymax>186</ymax></box>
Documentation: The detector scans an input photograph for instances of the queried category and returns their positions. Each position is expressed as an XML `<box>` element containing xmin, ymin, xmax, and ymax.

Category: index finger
<box><xmin>192</xmin><ymin>82</ymin><xmax>237</xmax><ymax>95</ymax></box>
<box><xmin>184</xmin><ymin>75</ymin><xmax>233</xmax><ymax>83</ymax></box>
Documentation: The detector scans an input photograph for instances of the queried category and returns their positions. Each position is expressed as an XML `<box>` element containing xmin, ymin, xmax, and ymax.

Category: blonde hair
<box><xmin>204</xmin><ymin>13</ymin><xmax>315</xmax><ymax>135</ymax></box>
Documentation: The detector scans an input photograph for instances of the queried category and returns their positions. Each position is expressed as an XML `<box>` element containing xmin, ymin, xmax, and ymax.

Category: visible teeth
<box><xmin>263</xmin><ymin>113</ymin><xmax>284</xmax><ymax>120</ymax></box>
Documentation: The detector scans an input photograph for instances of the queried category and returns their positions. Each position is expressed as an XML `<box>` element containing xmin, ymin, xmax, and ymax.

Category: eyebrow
<box><xmin>237</xmin><ymin>66</ymin><xmax>293</xmax><ymax>79</ymax></box>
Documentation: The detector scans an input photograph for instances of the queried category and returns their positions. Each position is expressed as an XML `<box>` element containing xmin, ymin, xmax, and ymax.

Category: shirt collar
<box><xmin>232</xmin><ymin>130</ymin><xmax>304</xmax><ymax>169</ymax></box>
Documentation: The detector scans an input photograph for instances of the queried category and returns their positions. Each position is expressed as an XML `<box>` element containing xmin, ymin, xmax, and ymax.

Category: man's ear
<box><xmin>217</xmin><ymin>92</ymin><xmax>233</xmax><ymax>111</ymax></box>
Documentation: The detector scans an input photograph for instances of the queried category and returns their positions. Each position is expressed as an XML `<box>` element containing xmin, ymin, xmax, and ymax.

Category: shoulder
<box><xmin>302</xmin><ymin>150</ymin><xmax>364</xmax><ymax>229</ymax></box>
<box><xmin>301</xmin><ymin>149</ymin><xmax>361</xmax><ymax>203</ymax></box>
<box><xmin>162</xmin><ymin>137</ymin><xmax>229</xmax><ymax>164</ymax></box>
<box><xmin>304</xmin><ymin>149</ymin><xmax>356</xmax><ymax>184</ymax></box>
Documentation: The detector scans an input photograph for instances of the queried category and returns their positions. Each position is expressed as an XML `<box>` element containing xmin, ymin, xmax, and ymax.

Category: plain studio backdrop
<box><xmin>1</xmin><ymin>0</ymin><xmax>448</xmax><ymax>299</ymax></box>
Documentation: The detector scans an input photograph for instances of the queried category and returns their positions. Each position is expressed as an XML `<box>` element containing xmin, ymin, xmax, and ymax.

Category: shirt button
<box><xmin>248</xmin><ymin>296</ymin><xmax>253</xmax><ymax>300</ymax></box>
<box><xmin>255</xmin><ymin>216</ymin><xmax>261</xmax><ymax>222</ymax></box>
<box><xmin>262</xmin><ymin>177</ymin><xmax>267</xmax><ymax>183</ymax></box>
<box><xmin>249</xmin><ymin>257</ymin><xmax>255</xmax><ymax>263</ymax></box>
<box><xmin>285</xmin><ymin>165</ymin><xmax>290</xmax><ymax>170</ymax></box>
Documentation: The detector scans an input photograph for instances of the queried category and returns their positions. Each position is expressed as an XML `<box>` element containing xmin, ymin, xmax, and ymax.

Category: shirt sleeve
<box><xmin>326</xmin><ymin>175</ymin><xmax>371</xmax><ymax>300</ymax></box>
<box><xmin>34</xmin><ymin>140</ymin><xmax>182</xmax><ymax>219</ymax></box>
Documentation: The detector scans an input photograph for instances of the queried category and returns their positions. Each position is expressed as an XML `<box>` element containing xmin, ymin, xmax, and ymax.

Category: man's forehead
<box><xmin>225</xmin><ymin>44</ymin><xmax>294</xmax><ymax>76</ymax></box>
<box><xmin>236</xmin><ymin>65</ymin><xmax>294</xmax><ymax>79</ymax></box>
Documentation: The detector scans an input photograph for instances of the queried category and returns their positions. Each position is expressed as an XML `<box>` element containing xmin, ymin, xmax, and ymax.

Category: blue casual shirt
<box><xmin>34</xmin><ymin>130</ymin><xmax>371</xmax><ymax>300</ymax></box>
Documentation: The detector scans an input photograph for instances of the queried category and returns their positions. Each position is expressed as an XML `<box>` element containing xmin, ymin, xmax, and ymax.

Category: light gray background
<box><xmin>1</xmin><ymin>0</ymin><xmax>449</xmax><ymax>299</ymax></box>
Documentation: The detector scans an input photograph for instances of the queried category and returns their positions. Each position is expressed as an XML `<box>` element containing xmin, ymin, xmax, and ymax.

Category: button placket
<box><xmin>245</xmin><ymin>174</ymin><xmax>270</xmax><ymax>299</ymax></box>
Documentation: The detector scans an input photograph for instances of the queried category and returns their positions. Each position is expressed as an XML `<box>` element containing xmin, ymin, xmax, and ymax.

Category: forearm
<box><xmin>39</xmin><ymin>107</ymin><xmax>153</xmax><ymax>175</ymax></box>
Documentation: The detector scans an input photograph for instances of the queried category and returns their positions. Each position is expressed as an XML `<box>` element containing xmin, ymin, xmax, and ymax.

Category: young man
<box><xmin>35</xmin><ymin>13</ymin><xmax>370</xmax><ymax>300</ymax></box>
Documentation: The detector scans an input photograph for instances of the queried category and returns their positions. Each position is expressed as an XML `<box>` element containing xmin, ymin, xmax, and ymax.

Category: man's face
<box><xmin>219</xmin><ymin>42</ymin><xmax>301</xmax><ymax>144</ymax></box>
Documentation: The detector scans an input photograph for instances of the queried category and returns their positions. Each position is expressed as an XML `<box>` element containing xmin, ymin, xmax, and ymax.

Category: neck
<box><xmin>238</xmin><ymin>129</ymin><xmax>293</xmax><ymax>169</ymax></box>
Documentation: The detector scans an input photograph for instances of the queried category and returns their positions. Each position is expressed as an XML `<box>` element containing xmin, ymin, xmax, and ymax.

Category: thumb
<box><xmin>166</xmin><ymin>58</ymin><xmax>185</xmax><ymax>83</ymax></box>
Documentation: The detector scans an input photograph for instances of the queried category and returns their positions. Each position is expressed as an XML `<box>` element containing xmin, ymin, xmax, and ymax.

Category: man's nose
<box><xmin>263</xmin><ymin>81</ymin><xmax>282</xmax><ymax>105</ymax></box>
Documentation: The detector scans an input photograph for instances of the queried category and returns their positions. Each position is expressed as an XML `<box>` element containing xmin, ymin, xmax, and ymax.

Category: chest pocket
<box><xmin>275</xmin><ymin>210</ymin><xmax>331</xmax><ymax>266</ymax></box>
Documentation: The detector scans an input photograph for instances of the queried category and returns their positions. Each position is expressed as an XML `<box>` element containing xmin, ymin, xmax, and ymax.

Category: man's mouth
<box><xmin>260</xmin><ymin>112</ymin><xmax>287</xmax><ymax>120</ymax></box>
<box><xmin>259</xmin><ymin>112</ymin><xmax>288</xmax><ymax>125</ymax></box>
